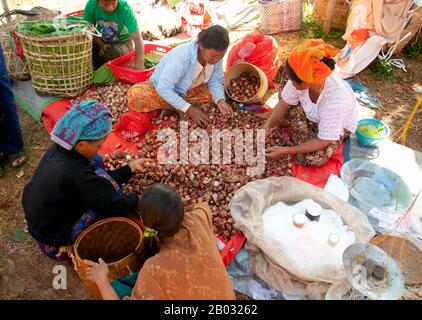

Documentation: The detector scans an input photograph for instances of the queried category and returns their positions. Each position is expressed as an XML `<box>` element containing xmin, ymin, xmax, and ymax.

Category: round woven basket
<box><xmin>0</xmin><ymin>36</ymin><xmax>31</xmax><ymax>80</ymax></box>
<box><xmin>73</xmin><ymin>217</ymin><xmax>144</xmax><ymax>299</ymax></box>
<box><xmin>371</xmin><ymin>235</ymin><xmax>422</xmax><ymax>285</ymax></box>
<box><xmin>0</xmin><ymin>15</ymin><xmax>31</xmax><ymax>80</ymax></box>
<box><xmin>16</xmin><ymin>22</ymin><xmax>93</xmax><ymax>97</ymax></box>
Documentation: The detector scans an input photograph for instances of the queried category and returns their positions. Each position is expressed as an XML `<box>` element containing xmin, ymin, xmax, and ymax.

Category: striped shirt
<box><xmin>150</xmin><ymin>41</ymin><xmax>225</xmax><ymax>112</ymax></box>
<box><xmin>281</xmin><ymin>75</ymin><xmax>358</xmax><ymax>140</ymax></box>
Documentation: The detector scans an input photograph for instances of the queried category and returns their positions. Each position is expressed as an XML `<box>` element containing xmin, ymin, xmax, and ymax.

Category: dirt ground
<box><xmin>1</xmin><ymin>3</ymin><xmax>421</xmax><ymax>300</ymax></box>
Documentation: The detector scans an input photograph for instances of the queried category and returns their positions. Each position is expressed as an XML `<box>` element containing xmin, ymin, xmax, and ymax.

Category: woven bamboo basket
<box><xmin>258</xmin><ymin>0</ymin><xmax>303</xmax><ymax>34</ymax></box>
<box><xmin>16</xmin><ymin>22</ymin><xmax>94</xmax><ymax>97</ymax></box>
<box><xmin>0</xmin><ymin>34</ymin><xmax>31</xmax><ymax>80</ymax></box>
<box><xmin>0</xmin><ymin>15</ymin><xmax>31</xmax><ymax>80</ymax></box>
<box><xmin>371</xmin><ymin>235</ymin><xmax>422</xmax><ymax>285</ymax></box>
<box><xmin>73</xmin><ymin>217</ymin><xmax>144</xmax><ymax>299</ymax></box>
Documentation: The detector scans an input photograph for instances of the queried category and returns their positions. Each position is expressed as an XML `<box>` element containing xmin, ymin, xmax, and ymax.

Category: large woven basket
<box><xmin>73</xmin><ymin>217</ymin><xmax>144</xmax><ymax>299</ymax></box>
<box><xmin>16</xmin><ymin>22</ymin><xmax>93</xmax><ymax>97</ymax></box>
<box><xmin>258</xmin><ymin>0</ymin><xmax>303</xmax><ymax>35</ymax></box>
<box><xmin>371</xmin><ymin>235</ymin><xmax>422</xmax><ymax>285</ymax></box>
<box><xmin>0</xmin><ymin>15</ymin><xmax>31</xmax><ymax>80</ymax></box>
<box><xmin>0</xmin><ymin>34</ymin><xmax>31</xmax><ymax>80</ymax></box>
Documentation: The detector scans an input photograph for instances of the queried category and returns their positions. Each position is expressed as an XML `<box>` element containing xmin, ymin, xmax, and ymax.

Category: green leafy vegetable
<box><xmin>144</xmin><ymin>52</ymin><xmax>162</xmax><ymax>69</ymax></box>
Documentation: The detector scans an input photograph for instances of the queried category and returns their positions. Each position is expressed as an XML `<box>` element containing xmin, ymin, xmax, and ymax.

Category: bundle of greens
<box><xmin>17</xmin><ymin>17</ymin><xmax>92</xmax><ymax>37</ymax></box>
<box><xmin>144</xmin><ymin>52</ymin><xmax>162</xmax><ymax>69</ymax></box>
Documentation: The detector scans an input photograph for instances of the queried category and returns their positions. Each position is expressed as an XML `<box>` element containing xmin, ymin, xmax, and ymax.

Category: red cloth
<box><xmin>98</xmin><ymin>131</ymin><xmax>140</xmax><ymax>156</ymax></box>
<box><xmin>41</xmin><ymin>100</ymin><xmax>73</xmax><ymax>134</ymax></box>
<box><xmin>288</xmin><ymin>39</ymin><xmax>339</xmax><ymax>85</ymax></box>
<box><xmin>41</xmin><ymin>97</ymin><xmax>159</xmax><ymax>157</ymax></box>
<box><xmin>290</xmin><ymin>144</ymin><xmax>344</xmax><ymax>188</ymax></box>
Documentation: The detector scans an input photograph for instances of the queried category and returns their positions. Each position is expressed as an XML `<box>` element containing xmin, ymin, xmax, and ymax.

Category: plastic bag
<box><xmin>114</xmin><ymin>110</ymin><xmax>155</xmax><ymax>141</ymax></box>
<box><xmin>226</xmin><ymin>32</ymin><xmax>280</xmax><ymax>88</ymax></box>
<box><xmin>229</xmin><ymin>176</ymin><xmax>375</xmax><ymax>298</ymax></box>
<box><xmin>334</xmin><ymin>35</ymin><xmax>388</xmax><ymax>79</ymax></box>
<box><xmin>177</xmin><ymin>0</ymin><xmax>212</xmax><ymax>37</ymax></box>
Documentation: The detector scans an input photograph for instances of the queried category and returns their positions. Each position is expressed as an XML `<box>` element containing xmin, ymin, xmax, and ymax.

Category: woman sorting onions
<box><xmin>265</xmin><ymin>39</ymin><xmax>358</xmax><ymax>166</ymax></box>
<box><xmin>127</xmin><ymin>25</ymin><xmax>233</xmax><ymax>127</ymax></box>
<box><xmin>83</xmin><ymin>183</ymin><xmax>235</xmax><ymax>300</ymax></box>
<box><xmin>22</xmin><ymin>101</ymin><xmax>148</xmax><ymax>260</ymax></box>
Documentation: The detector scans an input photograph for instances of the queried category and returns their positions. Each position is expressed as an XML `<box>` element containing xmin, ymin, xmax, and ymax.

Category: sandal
<box><xmin>8</xmin><ymin>151</ymin><xmax>28</xmax><ymax>169</ymax></box>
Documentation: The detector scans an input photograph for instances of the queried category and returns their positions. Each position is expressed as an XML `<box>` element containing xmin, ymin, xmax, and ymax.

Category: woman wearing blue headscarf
<box><xmin>22</xmin><ymin>100</ymin><xmax>148</xmax><ymax>260</ymax></box>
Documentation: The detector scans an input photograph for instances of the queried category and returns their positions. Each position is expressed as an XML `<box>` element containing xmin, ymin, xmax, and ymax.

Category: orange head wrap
<box><xmin>287</xmin><ymin>39</ymin><xmax>339</xmax><ymax>85</ymax></box>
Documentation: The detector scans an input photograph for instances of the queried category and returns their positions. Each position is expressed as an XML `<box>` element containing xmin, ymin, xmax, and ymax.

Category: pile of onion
<box><xmin>227</xmin><ymin>72</ymin><xmax>260</xmax><ymax>102</ymax></box>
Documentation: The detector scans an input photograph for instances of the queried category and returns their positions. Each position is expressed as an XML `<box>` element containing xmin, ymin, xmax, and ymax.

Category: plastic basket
<box><xmin>64</xmin><ymin>10</ymin><xmax>85</xmax><ymax>18</ymax></box>
<box><xmin>107</xmin><ymin>43</ymin><xmax>172</xmax><ymax>84</ymax></box>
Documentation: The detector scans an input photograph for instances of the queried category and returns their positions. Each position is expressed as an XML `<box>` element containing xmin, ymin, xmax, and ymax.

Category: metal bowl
<box><xmin>341</xmin><ymin>159</ymin><xmax>413</xmax><ymax>214</ymax></box>
<box><xmin>343</xmin><ymin>243</ymin><xmax>404</xmax><ymax>300</ymax></box>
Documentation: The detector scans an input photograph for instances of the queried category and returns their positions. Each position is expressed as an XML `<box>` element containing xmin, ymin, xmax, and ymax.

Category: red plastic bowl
<box><xmin>107</xmin><ymin>43</ymin><xmax>172</xmax><ymax>84</ymax></box>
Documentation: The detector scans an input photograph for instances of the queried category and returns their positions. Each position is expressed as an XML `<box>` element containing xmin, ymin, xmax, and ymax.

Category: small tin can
<box><xmin>293</xmin><ymin>213</ymin><xmax>307</xmax><ymax>228</ymax></box>
<box><xmin>327</xmin><ymin>233</ymin><xmax>340</xmax><ymax>247</ymax></box>
<box><xmin>305</xmin><ymin>201</ymin><xmax>323</xmax><ymax>221</ymax></box>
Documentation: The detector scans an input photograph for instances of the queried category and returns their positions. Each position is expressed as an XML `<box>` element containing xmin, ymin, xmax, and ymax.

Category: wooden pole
<box><xmin>1</xmin><ymin>0</ymin><xmax>12</xmax><ymax>23</ymax></box>
<box><xmin>323</xmin><ymin>0</ymin><xmax>337</xmax><ymax>33</ymax></box>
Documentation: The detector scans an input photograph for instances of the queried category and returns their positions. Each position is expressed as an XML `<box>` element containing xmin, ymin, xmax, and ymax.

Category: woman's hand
<box><xmin>84</xmin><ymin>258</ymin><xmax>109</xmax><ymax>285</ymax></box>
<box><xmin>264</xmin><ymin>122</ymin><xmax>273</xmax><ymax>139</ymax></box>
<box><xmin>99</xmin><ymin>44</ymin><xmax>111</xmax><ymax>57</ymax></box>
<box><xmin>186</xmin><ymin>106</ymin><xmax>210</xmax><ymax>127</ymax></box>
<box><xmin>129</xmin><ymin>158</ymin><xmax>154</xmax><ymax>173</ymax></box>
<box><xmin>265</xmin><ymin>146</ymin><xmax>291</xmax><ymax>160</ymax></box>
<box><xmin>216</xmin><ymin>100</ymin><xmax>233</xmax><ymax>116</ymax></box>
<box><xmin>132</xmin><ymin>56</ymin><xmax>145</xmax><ymax>70</ymax></box>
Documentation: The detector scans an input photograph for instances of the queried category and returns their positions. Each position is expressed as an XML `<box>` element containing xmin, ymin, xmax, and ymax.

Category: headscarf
<box><xmin>288</xmin><ymin>39</ymin><xmax>339</xmax><ymax>85</ymax></box>
<box><xmin>51</xmin><ymin>100</ymin><xmax>112</xmax><ymax>150</ymax></box>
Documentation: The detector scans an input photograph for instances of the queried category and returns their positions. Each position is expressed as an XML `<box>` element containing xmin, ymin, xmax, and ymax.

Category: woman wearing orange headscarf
<box><xmin>264</xmin><ymin>39</ymin><xmax>358</xmax><ymax>166</ymax></box>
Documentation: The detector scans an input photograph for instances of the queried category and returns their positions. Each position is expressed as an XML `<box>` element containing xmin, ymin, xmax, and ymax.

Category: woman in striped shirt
<box><xmin>128</xmin><ymin>25</ymin><xmax>233</xmax><ymax>127</ymax></box>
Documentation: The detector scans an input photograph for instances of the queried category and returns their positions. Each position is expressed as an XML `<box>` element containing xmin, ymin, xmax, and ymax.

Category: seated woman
<box><xmin>84</xmin><ymin>183</ymin><xmax>235</xmax><ymax>300</ymax></box>
<box><xmin>127</xmin><ymin>25</ymin><xmax>233</xmax><ymax>127</ymax></box>
<box><xmin>84</xmin><ymin>0</ymin><xmax>145</xmax><ymax>69</ymax></box>
<box><xmin>265</xmin><ymin>39</ymin><xmax>358</xmax><ymax>167</ymax></box>
<box><xmin>22</xmin><ymin>100</ymin><xmax>147</xmax><ymax>260</ymax></box>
